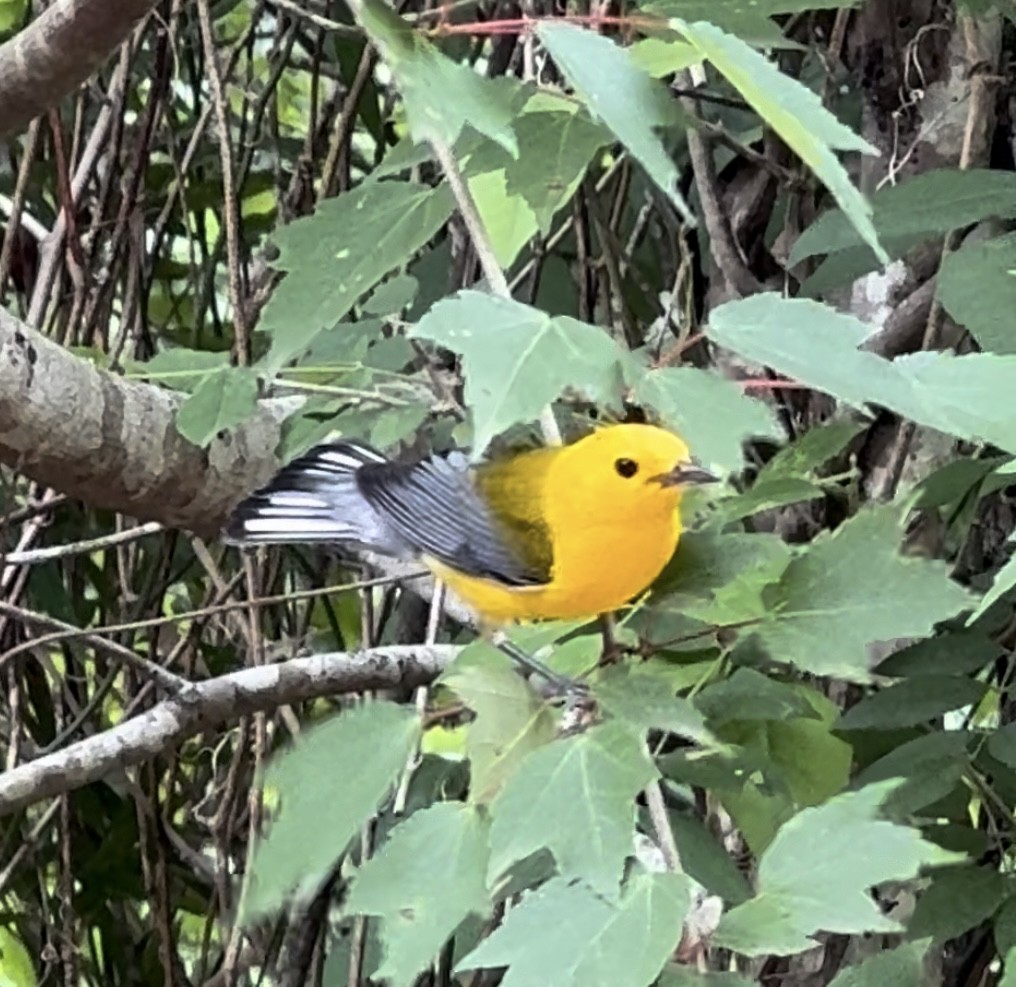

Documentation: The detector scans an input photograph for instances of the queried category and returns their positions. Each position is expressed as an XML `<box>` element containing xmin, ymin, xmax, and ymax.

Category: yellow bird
<box><xmin>225</xmin><ymin>424</ymin><xmax>715</xmax><ymax>680</ymax></box>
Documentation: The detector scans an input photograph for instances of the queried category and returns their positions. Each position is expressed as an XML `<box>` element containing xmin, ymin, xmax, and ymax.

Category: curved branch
<box><xmin>0</xmin><ymin>0</ymin><xmax>160</xmax><ymax>140</ymax></box>
<box><xmin>0</xmin><ymin>644</ymin><xmax>458</xmax><ymax>815</ymax></box>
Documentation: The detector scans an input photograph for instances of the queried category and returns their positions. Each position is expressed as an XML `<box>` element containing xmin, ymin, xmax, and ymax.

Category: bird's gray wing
<box><xmin>355</xmin><ymin>454</ymin><xmax>549</xmax><ymax>586</ymax></box>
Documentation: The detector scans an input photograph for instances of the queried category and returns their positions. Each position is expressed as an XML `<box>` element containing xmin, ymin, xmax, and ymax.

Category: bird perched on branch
<box><xmin>225</xmin><ymin>423</ymin><xmax>716</xmax><ymax>686</ymax></box>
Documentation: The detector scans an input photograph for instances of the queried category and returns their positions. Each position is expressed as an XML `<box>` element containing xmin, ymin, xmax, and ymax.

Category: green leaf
<box><xmin>0</xmin><ymin>0</ymin><xmax>27</xmax><ymax>35</ymax></box>
<box><xmin>488</xmin><ymin>722</ymin><xmax>657</xmax><ymax>895</ymax></box>
<box><xmin>758</xmin><ymin>419</ymin><xmax>865</xmax><ymax>481</ymax></box>
<box><xmin>641</xmin><ymin>0</ymin><xmax>833</xmax><ymax>46</ymax></box>
<box><xmin>995</xmin><ymin>894</ymin><xmax>1016</xmax><ymax>955</ymax></box>
<box><xmin>174</xmin><ymin>366</ymin><xmax>259</xmax><ymax>447</ymax></box>
<box><xmin>537</xmin><ymin>22</ymin><xmax>693</xmax><ymax>224</ymax></box>
<box><xmin>658</xmin><ymin>531</ymin><xmax>792</xmax><ymax>627</ymax></box>
<box><xmin>753</xmin><ymin>507</ymin><xmax>972</xmax><ymax>680</ymax></box>
<box><xmin>826</xmin><ymin>941</ymin><xmax>931</xmax><ymax>987</ymax></box>
<box><xmin>988</xmin><ymin>723</ymin><xmax>1016</xmax><ymax>770</ymax></box>
<box><xmin>354</xmin><ymin>0</ymin><xmax>517</xmax><ymax>154</ymax></box>
<box><xmin>345</xmin><ymin>803</ymin><xmax>490</xmax><ymax>987</ymax></box>
<box><xmin>441</xmin><ymin>645</ymin><xmax>556</xmax><ymax>803</ymax></box>
<box><xmin>594</xmin><ymin>664</ymin><xmax>714</xmax><ymax>745</ymax></box>
<box><xmin>714</xmin><ymin>781</ymin><xmax>959</xmax><ymax>955</ymax></box>
<box><xmin>695</xmin><ymin>668</ymin><xmax>816</xmax><ymax>725</ymax></box>
<box><xmin>711</xmin><ymin>476</ymin><xmax>824</xmax><ymax>524</ymax></box>
<box><xmin>504</xmin><ymin>98</ymin><xmax>610</xmax><ymax>233</ymax></box>
<box><xmin>672</xmin><ymin>20</ymin><xmax>883</xmax><ymax>264</ymax></box>
<box><xmin>907</xmin><ymin>865</ymin><xmax>1006</xmax><ymax>941</ymax></box>
<box><xmin>708</xmin><ymin>295</ymin><xmax>1016</xmax><ymax>457</ymax></box>
<box><xmin>0</xmin><ymin>928</ymin><xmax>36</xmax><ymax>987</ymax></box>
<box><xmin>837</xmin><ymin>675</ymin><xmax>987</xmax><ymax>730</ymax></box>
<box><xmin>659</xmin><ymin>969</ymin><xmax>756</xmax><ymax>987</ymax></box>
<box><xmin>967</xmin><ymin>542</ymin><xmax>1016</xmax><ymax>626</ymax></box>
<box><xmin>1003</xmin><ymin>946</ymin><xmax>1016</xmax><ymax>987</ymax></box>
<box><xmin>790</xmin><ymin>169</ymin><xmax>1016</xmax><ymax>265</ymax></box>
<box><xmin>467</xmin><ymin>168</ymin><xmax>540</xmax><ymax>268</ymax></box>
<box><xmin>855</xmin><ymin>731</ymin><xmax>970</xmax><ymax>816</ymax></box>
<box><xmin>242</xmin><ymin>702</ymin><xmax>421</xmax><ymax>921</ymax></box>
<box><xmin>938</xmin><ymin>233</ymin><xmax>1016</xmax><ymax>354</ymax></box>
<box><xmin>668</xmin><ymin>812</ymin><xmax>752</xmax><ymax>905</ymax></box>
<box><xmin>458</xmin><ymin>871</ymin><xmax>692</xmax><ymax>987</ymax></box>
<box><xmin>634</xmin><ymin>366</ymin><xmax>782</xmax><ymax>474</ymax></box>
<box><xmin>125</xmin><ymin>347</ymin><xmax>230</xmax><ymax>392</ymax></box>
<box><xmin>260</xmin><ymin>181</ymin><xmax>453</xmax><ymax>370</ymax></box>
<box><xmin>875</xmin><ymin>630</ymin><xmax>1002</xmax><ymax>677</ymax></box>
<box><xmin>411</xmin><ymin>291</ymin><xmax>629</xmax><ymax>454</ymax></box>
<box><xmin>628</xmin><ymin>38</ymin><xmax>702</xmax><ymax>78</ymax></box>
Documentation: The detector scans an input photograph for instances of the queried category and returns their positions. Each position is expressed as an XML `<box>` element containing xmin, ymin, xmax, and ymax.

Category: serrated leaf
<box><xmin>715</xmin><ymin>781</ymin><xmax>959</xmax><ymax>955</ymax></box>
<box><xmin>988</xmin><ymin>723</ymin><xmax>1016</xmax><ymax>770</ymax></box>
<box><xmin>0</xmin><ymin>928</ymin><xmax>36</xmax><ymax>987</ymax></box>
<box><xmin>411</xmin><ymin>291</ymin><xmax>629</xmax><ymax>454</ymax></box>
<box><xmin>837</xmin><ymin>675</ymin><xmax>987</xmax><ymax>730</ymax></box>
<box><xmin>441</xmin><ymin>644</ymin><xmax>556</xmax><ymax>803</ymax></box>
<box><xmin>695</xmin><ymin>668</ymin><xmax>816</xmax><ymax>725</ymax></box>
<box><xmin>126</xmin><ymin>347</ymin><xmax>230</xmax><ymax>392</ymax></box>
<box><xmin>995</xmin><ymin>895</ymin><xmax>1016</xmax><ymax>955</ymax></box>
<box><xmin>855</xmin><ymin>731</ymin><xmax>970</xmax><ymax>816</ymax></box>
<box><xmin>537</xmin><ymin>22</ymin><xmax>693</xmax><ymax>224</ymax></box>
<box><xmin>175</xmin><ymin>366</ymin><xmax>259</xmax><ymax>447</ymax></box>
<box><xmin>907</xmin><ymin>865</ymin><xmax>1006</xmax><ymax>941</ymax></box>
<box><xmin>938</xmin><ymin>233</ymin><xmax>1016</xmax><ymax>354</ymax></box>
<box><xmin>345</xmin><ymin>803</ymin><xmax>490</xmax><ymax>987</ymax></box>
<box><xmin>967</xmin><ymin>542</ymin><xmax>1016</xmax><ymax>626</ymax></box>
<box><xmin>458</xmin><ymin>871</ymin><xmax>691</xmax><ymax>987</ymax></box>
<box><xmin>354</xmin><ymin>0</ymin><xmax>517</xmax><ymax>154</ymax></box>
<box><xmin>659</xmin><ymin>968</ymin><xmax>756</xmax><ymax>987</ymax></box>
<box><xmin>594</xmin><ymin>664</ymin><xmax>714</xmax><ymax>745</ymax></box>
<box><xmin>668</xmin><ymin>812</ymin><xmax>752</xmax><ymax>905</ymax></box>
<box><xmin>826</xmin><ymin>940</ymin><xmax>931</xmax><ymax>987</ymax></box>
<box><xmin>752</xmin><ymin>507</ymin><xmax>972</xmax><ymax>680</ymax></box>
<box><xmin>708</xmin><ymin>293</ymin><xmax>1016</xmax><ymax>456</ymax></box>
<box><xmin>1003</xmin><ymin>946</ymin><xmax>1016</xmax><ymax>987</ymax></box>
<box><xmin>672</xmin><ymin>19</ymin><xmax>883</xmax><ymax>264</ymax></box>
<box><xmin>875</xmin><ymin>630</ymin><xmax>1001</xmax><ymax>676</ymax></box>
<box><xmin>468</xmin><ymin>168</ymin><xmax>540</xmax><ymax>267</ymax></box>
<box><xmin>634</xmin><ymin>366</ymin><xmax>781</xmax><ymax>474</ymax></box>
<box><xmin>790</xmin><ymin>169</ymin><xmax>1016</xmax><ymax>266</ymax></box>
<box><xmin>260</xmin><ymin>181</ymin><xmax>453</xmax><ymax>370</ymax></box>
<box><xmin>628</xmin><ymin>38</ymin><xmax>702</xmax><ymax>78</ymax></box>
<box><xmin>488</xmin><ymin>722</ymin><xmax>657</xmax><ymax>895</ymax></box>
<box><xmin>657</xmin><ymin>531</ymin><xmax>792</xmax><ymax>627</ymax></box>
<box><xmin>504</xmin><ymin>103</ymin><xmax>610</xmax><ymax>232</ymax></box>
<box><xmin>711</xmin><ymin>476</ymin><xmax>825</xmax><ymax>524</ymax></box>
<box><xmin>640</xmin><ymin>0</ymin><xmax>810</xmax><ymax>46</ymax></box>
<box><xmin>758</xmin><ymin>419</ymin><xmax>865</xmax><ymax>481</ymax></box>
<box><xmin>242</xmin><ymin>702</ymin><xmax>421</xmax><ymax>921</ymax></box>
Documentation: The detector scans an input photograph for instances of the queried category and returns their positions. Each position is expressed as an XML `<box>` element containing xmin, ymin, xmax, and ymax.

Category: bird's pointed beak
<box><xmin>653</xmin><ymin>461</ymin><xmax>720</xmax><ymax>488</ymax></box>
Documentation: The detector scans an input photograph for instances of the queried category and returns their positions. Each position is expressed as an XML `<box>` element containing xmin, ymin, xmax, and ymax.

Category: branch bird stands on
<box><xmin>224</xmin><ymin>423</ymin><xmax>717</xmax><ymax>691</ymax></box>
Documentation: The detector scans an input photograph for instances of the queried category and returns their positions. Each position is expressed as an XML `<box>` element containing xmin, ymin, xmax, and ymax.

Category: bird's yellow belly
<box><xmin>428</xmin><ymin>512</ymin><xmax>681</xmax><ymax>625</ymax></box>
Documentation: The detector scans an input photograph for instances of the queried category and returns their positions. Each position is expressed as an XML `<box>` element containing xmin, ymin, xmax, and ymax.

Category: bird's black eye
<box><xmin>614</xmin><ymin>457</ymin><xmax>639</xmax><ymax>478</ymax></box>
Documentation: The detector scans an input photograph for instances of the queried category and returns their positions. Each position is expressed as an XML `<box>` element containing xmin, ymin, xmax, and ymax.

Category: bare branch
<box><xmin>0</xmin><ymin>644</ymin><xmax>459</xmax><ymax>816</ymax></box>
<box><xmin>0</xmin><ymin>0</ymin><xmax>161</xmax><ymax>140</ymax></box>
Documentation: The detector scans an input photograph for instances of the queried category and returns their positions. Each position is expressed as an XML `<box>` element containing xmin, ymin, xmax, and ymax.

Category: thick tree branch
<box><xmin>0</xmin><ymin>307</ymin><xmax>297</xmax><ymax>535</ymax></box>
<box><xmin>0</xmin><ymin>644</ymin><xmax>458</xmax><ymax>815</ymax></box>
<box><xmin>0</xmin><ymin>0</ymin><xmax>161</xmax><ymax>140</ymax></box>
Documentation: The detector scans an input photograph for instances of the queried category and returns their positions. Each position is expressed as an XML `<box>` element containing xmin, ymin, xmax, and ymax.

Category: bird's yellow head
<box><xmin>550</xmin><ymin>423</ymin><xmax>717</xmax><ymax>523</ymax></box>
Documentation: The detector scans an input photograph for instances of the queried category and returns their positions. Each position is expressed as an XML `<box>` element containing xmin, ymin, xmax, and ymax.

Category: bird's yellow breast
<box><xmin>427</xmin><ymin>423</ymin><xmax>692</xmax><ymax>624</ymax></box>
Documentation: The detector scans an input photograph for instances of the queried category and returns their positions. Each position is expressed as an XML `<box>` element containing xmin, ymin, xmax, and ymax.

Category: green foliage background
<box><xmin>3</xmin><ymin>0</ymin><xmax>1016</xmax><ymax>984</ymax></box>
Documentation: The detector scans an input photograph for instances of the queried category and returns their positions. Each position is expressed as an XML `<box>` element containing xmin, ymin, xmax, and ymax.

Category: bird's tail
<box><xmin>223</xmin><ymin>441</ymin><xmax>390</xmax><ymax>546</ymax></box>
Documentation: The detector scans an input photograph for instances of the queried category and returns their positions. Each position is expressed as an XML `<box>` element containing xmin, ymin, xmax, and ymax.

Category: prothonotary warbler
<box><xmin>225</xmin><ymin>424</ymin><xmax>716</xmax><ymax>685</ymax></box>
